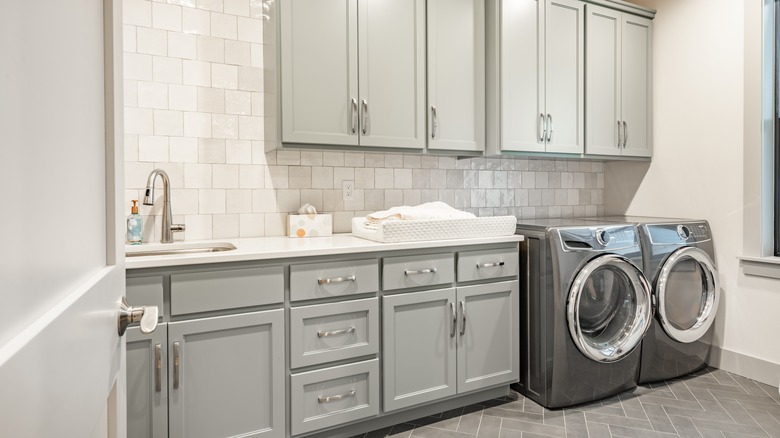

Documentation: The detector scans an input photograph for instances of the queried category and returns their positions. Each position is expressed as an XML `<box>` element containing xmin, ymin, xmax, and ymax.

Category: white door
<box><xmin>0</xmin><ymin>0</ymin><xmax>126</xmax><ymax>437</ymax></box>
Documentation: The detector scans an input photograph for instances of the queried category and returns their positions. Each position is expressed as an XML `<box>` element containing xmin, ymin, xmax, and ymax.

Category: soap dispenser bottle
<box><xmin>127</xmin><ymin>200</ymin><xmax>143</xmax><ymax>245</ymax></box>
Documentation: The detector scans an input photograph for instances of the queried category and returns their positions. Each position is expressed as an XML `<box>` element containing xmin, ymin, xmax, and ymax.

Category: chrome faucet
<box><xmin>143</xmin><ymin>169</ymin><xmax>186</xmax><ymax>243</ymax></box>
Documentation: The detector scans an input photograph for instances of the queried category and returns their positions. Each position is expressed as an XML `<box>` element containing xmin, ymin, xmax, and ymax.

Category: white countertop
<box><xmin>125</xmin><ymin>234</ymin><xmax>523</xmax><ymax>269</ymax></box>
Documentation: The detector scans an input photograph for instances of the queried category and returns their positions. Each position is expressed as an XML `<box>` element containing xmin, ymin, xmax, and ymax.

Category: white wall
<box><xmin>608</xmin><ymin>0</ymin><xmax>780</xmax><ymax>385</ymax></box>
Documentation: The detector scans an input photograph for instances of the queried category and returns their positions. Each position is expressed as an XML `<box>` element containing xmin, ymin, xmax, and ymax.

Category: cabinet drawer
<box><xmin>290</xmin><ymin>259</ymin><xmax>378</xmax><ymax>302</ymax></box>
<box><xmin>170</xmin><ymin>266</ymin><xmax>283</xmax><ymax>315</ymax></box>
<box><xmin>457</xmin><ymin>248</ymin><xmax>519</xmax><ymax>282</ymax></box>
<box><xmin>126</xmin><ymin>276</ymin><xmax>164</xmax><ymax>314</ymax></box>
<box><xmin>290</xmin><ymin>359</ymin><xmax>379</xmax><ymax>436</ymax></box>
<box><xmin>290</xmin><ymin>298</ymin><xmax>378</xmax><ymax>369</ymax></box>
<box><xmin>382</xmin><ymin>253</ymin><xmax>455</xmax><ymax>291</ymax></box>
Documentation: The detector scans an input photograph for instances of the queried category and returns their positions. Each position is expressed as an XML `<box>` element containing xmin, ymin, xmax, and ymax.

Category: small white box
<box><xmin>288</xmin><ymin>214</ymin><xmax>333</xmax><ymax>238</ymax></box>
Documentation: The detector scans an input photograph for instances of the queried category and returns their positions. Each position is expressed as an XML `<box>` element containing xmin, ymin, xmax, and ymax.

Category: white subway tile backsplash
<box><xmin>125</xmin><ymin>4</ymin><xmax>605</xmax><ymax>241</ymax></box>
<box><xmin>183</xmin><ymin>7</ymin><xmax>210</xmax><ymax>35</ymax></box>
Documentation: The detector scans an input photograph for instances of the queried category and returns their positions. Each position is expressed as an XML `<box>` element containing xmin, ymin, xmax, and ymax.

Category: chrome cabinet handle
<box><xmin>317</xmin><ymin>275</ymin><xmax>356</xmax><ymax>285</ymax></box>
<box><xmin>617</xmin><ymin>120</ymin><xmax>623</xmax><ymax>148</ymax></box>
<box><xmin>623</xmin><ymin>121</ymin><xmax>628</xmax><ymax>148</ymax></box>
<box><xmin>173</xmin><ymin>341</ymin><xmax>180</xmax><ymax>390</ymax></box>
<box><xmin>539</xmin><ymin>113</ymin><xmax>546</xmax><ymax>142</ymax></box>
<box><xmin>154</xmin><ymin>343</ymin><xmax>162</xmax><ymax>393</ymax></box>
<box><xmin>318</xmin><ymin>389</ymin><xmax>356</xmax><ymax>404</ymax></box>
<box><xmin>361</xmin><ymin>99</ymin><xmax>368</xmax><ymax>135</ymax></box>
<box><xmin>117</xmin><ymin>297</ymin><xmax>158</xmax><ymax>336</ymax></box>
<box><xmin>317</xmin><ymin>327</ymin><xmax>355</xmax><ymax>338</ymax></box>
<box><xmin>350</xmin><ymin>98</ymin><xmax>358</xmax><ymax>134</ymax></box>
<box><xmin>477</xmin><ymin>262</ymin><xmax>504</xmax><ymax>268</ymax></box>
<box><xmin>450</xmin><ymin>302</ymin><xmax>457</xmax><ymax>338</ymax></box>
<box><xmin>459</xmin><ymin>301</ymin><xmax>467</xmax><ymax>336</ymax></box>
<box><xmin>431</xmin><ymin>106</ymin><xmax>438</xmax><ymax>139</ymax></box>
<box><xmin>404</xmin><ymin>268</ymin><xmax>437</xmax><ymax>276</ymax></box>
<box><xmin>546</xmin><ymin>114</ymin><xmax>553</xmax><ymax>142</ymax></box>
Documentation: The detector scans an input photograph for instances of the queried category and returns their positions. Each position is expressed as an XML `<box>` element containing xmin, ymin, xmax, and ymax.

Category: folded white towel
<box><xmin>367</xmin><ymin>201</ymin><xmax>475</xmax><ymax>222</ymax></box>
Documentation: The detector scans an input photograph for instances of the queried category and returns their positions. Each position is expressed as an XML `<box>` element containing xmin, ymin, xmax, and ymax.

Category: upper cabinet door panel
<box><xmin>585</xmin><ymin>4</ymin><xmax>622</xmax><ymax>156</ymax></box>
<box><xmin>358</xmin><ymin>0</ymin><xmax>426</xmax><ymax>149</ymax></box>
<box><xmin>281</xmin><ymin>0</ymin><xmax>359</xmax><ymax>146</ymax></box>
<box><xmin>500</xmin><ymin>0</ymin><xmax>545</xmax><ymax>152</ymax></box>
<box><xmin>427</xmin><ymin>0</ymin><xmax>485</xmax><ymax>152</ymax></box>
<box><xmin>621</xmin><ymin>15</ymin><xmax>653</xmax><ymax>157</ymax></box>
<box><xmin>544</xmin><ymin>0</ymin><xmax>584</xmax><ymax>154</ymax></box>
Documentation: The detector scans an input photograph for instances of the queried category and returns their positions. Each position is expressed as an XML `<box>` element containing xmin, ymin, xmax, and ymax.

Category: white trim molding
<box><xmin>708</xmin><ymin>345</ymin><xmax>780</xmax><ymax>388</ymax></box>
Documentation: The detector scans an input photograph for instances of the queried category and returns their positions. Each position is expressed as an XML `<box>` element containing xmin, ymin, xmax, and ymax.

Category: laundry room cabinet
<box><xmin>382</xmin><ymin>280</ymin><xmax>519</xmax><ymax>412</ymax></box>
<box><xmin>486</xmin><ymin>0</ymin><xmax>585</xmax><ymax>155</ymax></box>
<box><xmin>585</xmin><ymin>3</ymin><xmax>653</xmax><ymax>157</ymax></box>
<box><xmin>426</xmin><ymin>0</ymin><xmax>485</xmax><ymax>152</ymax></box>
<box><xmin>127</xmin><ymin>325</ymin><xmax>168</xmax><ymax>438</ymax></box>
<box><xmin>279</xmin><ymin>0</ymin><xmax>426</xmax><ymax>150</ymax></box>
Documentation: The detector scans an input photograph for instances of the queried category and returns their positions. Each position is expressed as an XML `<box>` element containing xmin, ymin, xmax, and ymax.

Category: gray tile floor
<box><xmin>352</xmin><ymin>368</ymin><xmax>780</xmax><ymax>438</ymax></box>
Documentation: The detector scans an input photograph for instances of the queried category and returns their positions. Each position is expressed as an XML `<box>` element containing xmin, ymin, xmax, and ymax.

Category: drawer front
<box><xmin>290</xmin><ymin>259</ymin><xmax>379</xmax><ymax>302</ymax></box>
<box><xmin>457</xmin><ymin>248</ymin><xmax>519</xmax><ymax>282</ymax></box>
<box><xmin>170</xmin><ymin>266</ymin><xmax>283</xmax><ymax>315</ymax></box>
<box><xmin>290</xmin><ymin>359</ymin><xmax>379</xmax><ymax>436</ymax></box>
<box><xmin>126</xmin><ymin>276</ymin><xmax>164</xmax><ymax>314</ymax></box>
<box><xmin>290</xmin><ymin>298</ymin><xmax>378</xmax><ymax>369</ymax></box>
<box><xmin>382</xmin><ymin>253</ymin><xmax>455</xmax><ymax>291</ymax></box>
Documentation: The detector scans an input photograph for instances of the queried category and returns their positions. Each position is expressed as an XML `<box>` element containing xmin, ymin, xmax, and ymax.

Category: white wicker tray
<box><xmin>351</xmin><ymin>216</ymin><xmax>518</xmax><ymax>243</ymax></box>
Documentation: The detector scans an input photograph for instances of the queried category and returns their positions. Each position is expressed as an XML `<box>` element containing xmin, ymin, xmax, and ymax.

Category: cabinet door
<box><xmin>280</xmin><ymin>0</ymin><xmax>359</xmax><ymax>146</ymax></box>
<box><xmin>127</xmin><ymin>325</ymin><xmax>168</xmax><ymax>438</ymax></box>
<box><xmin>456</xmin><ymin>281</ymin><xmax>520</xmax><ymax>393</ymax></box>
<box><xmin>168</xmin><ymin>310</ymin><xmax>285</xmax><ymax>438</ymax></box>
<box><xmin>544</xmin><ymin>0</ymin><xmax>584</xmax><ymax>154</ymax></box>
<box><xmin>499</xmin><ymin>0</ymin><xmax>545</xmax><ymax>152</ymax></box>
<box><xmin>358</xmin><ymin>0</ymin><xmax>426</xmax><ymax>149</ymax></box>
<box><xmin>383</xmin><ymin>288</ymin><xmax>457</xmax><ymax>411</ymax></box>
<box><xmin>585</xmin><ymin>4</ymin><xmax>622</xmax><ymax>156</ymax></box>
<box><xmin>427</xmin><ymin>0</ymin><xmax>485</xmax><ymax>152</ymax></box>
<box><xmin>621</xmin><ymin>14</ymin><xmax>653</xmax><ymax>157</ymax></box>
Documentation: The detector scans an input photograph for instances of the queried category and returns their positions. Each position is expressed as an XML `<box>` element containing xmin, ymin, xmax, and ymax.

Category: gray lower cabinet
<box><xmin>168</xmin><ymin>310</ymin><xmax>285</xmax><ymax>438</ymax></box>
<box><xmin>383</xmin><ymin>281</ymin><xmax>519</xmax><ymax>412</ymax></box>
<box><xmin>127</xmin><ymin>325</ymin><xmax>168</xmax><ymax>438</ymax></box>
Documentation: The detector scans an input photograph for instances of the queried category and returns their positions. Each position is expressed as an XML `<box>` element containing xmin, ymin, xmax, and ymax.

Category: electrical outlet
<box><xmin>342</xmin><ymin>180</ymin><xmax>354</xmax><ymax>201</ymax></box>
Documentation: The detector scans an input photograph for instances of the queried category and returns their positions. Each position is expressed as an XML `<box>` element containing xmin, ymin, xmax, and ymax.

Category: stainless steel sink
<box><xmin>126</xmin><ymin>242</ymin><xmax>237</xmax><ymax>257</ymax></box>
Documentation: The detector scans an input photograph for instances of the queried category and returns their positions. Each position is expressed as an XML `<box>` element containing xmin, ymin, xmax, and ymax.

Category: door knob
<box><xmin>118</xmin><ymin>297</ymin><xmax>159</xmax><ymax>336</ymax></box>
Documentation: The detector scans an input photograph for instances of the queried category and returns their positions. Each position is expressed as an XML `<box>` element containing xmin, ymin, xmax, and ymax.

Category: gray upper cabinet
<box><xmin>487</xmin><ymin>0</ymin><xmax>584</xmax><ymax>155</ymax></box>
<box><xmin>427</xmin><ymin>0</ymin><xmax>485</xmax><ymax>152</ymax></box>
<box><xmin>585</xmin><ymin>3</ymin><xmax>652</xmax><ymax>157</ymax></box>
<box><xmin>127</xmin><ymin>325</ymin><xmax>168</xmax><ymax>438</ymax></box>
<box><xmin>168</xmin><ymin>310</ymin><xmax>285</xmax><ymax>438</ymax></box>
<box><xmin>279</xmin><ymin>0</ymin><xmax>425</xmax><ymax>150</ymax></box>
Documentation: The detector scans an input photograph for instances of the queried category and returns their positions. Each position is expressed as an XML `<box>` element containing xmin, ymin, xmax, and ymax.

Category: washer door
<box><xmin>567</xmin><ymin>254</ymin><xmax>653</xmax><ymax>363</ymax></box>
<box><xmin>656</xmin><ymin>247</ymin><xmax>719</xmax><ymax>343</ymax></box>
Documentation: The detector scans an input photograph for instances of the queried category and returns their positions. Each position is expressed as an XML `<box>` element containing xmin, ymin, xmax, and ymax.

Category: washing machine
<box><xmin>596</xmin><ymin>217</ymin><xmax>720</xmax><ymax>383</ymax></box>
<box><xmin>513</xmin><ymin>219</ymin><xmax>653</xmax><ymax>408</ymax></box>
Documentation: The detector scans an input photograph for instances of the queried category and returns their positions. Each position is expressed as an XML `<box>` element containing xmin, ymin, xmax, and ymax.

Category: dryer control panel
<box><xmin>646</xmin><ymin>222</ymin><xmax>711</xmax><ymax>245</ymax></box>
<box><xmin>558</xmin><ymin>225</ymin><xmax>639</xmax><ymax>251</ymax></box>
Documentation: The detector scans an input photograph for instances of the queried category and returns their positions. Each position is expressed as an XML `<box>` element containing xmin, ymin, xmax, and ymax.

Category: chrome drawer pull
<box><xmin>317</xmin><ymin>327</ymin><xmax>356</xmax><ymax>338</ymax></box>
<box><xmin>450</xmin><ymin>302</ymin><xmax>457</xmax><ymax>338</ymax></box>
<box><xmin>460</xmin><ymin>301</ymin><xmax>467</xmax><ymax>336</ymax></box>
<box><xmin>318</xmin><ymin>389</ymin><xmax>356</xmax><ymax>404</ymax></box>
<box><xmin>477</xmin><ymin>262</ymin><xmax>505</xmax><ymax>268</ymax></box>
<box><xmin>154</xmin><ymin>343</ymin><xmax>162</xmax><ymax>393</ymax></box>
<box><xmin>404</xmin><ymin>268</ymin><xmax>437</xmax><ymax>276</ymax></box>
<box><xmin>317</xmin><ymin>275</ymin><xmax>356</xmax><ymax>285</ymax></box>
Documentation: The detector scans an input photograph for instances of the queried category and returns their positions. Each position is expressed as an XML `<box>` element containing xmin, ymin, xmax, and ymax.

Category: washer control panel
<box><xmin>646</xmin><ymin>222</ymin><xmax>710</xmax><ymax>244</ymax></box>
<box><xmin>559</xmin><ymin>225</ymin><xmax>639</xmax><ymax>251</ymax></box>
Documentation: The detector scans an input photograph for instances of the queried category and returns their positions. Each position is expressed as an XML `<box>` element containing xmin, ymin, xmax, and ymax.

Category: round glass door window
<box><xmin>567</xmin><ymin>254</ymin><xmax>653</xmax><ymax>363</ymax></box>
<box><xmin>656</xmin><ymin>247</ymin><xmax>719</xmax><ymax>343</ymax></box>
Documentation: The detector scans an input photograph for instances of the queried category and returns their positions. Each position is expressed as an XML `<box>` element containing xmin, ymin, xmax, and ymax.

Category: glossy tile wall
<box><xmin>122</xmin><ymin>0</ymin><xmax>605</xmax><ymax>241</ymax></box>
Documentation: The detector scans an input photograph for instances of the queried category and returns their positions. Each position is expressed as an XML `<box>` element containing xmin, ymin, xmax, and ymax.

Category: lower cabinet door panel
<box><xmin>290</xmin><ymin>359</ymin><xmax>380</xmax><ymax>435</ymax></box>
<box><xmin>382</xmin><ymin>288</ymin><xmax>457</xmax><ymax>412</ymax></box>
<box><xmin>456</xmin><ymin>281</ymin><xmax>520</xmax><ymax>393</ymax></box>
<box><xmin>168</xmin><ymin>310</ymin><xmax>285</xmax><ymax>438</ymax></box>
<box><xmin>127</xmin><ymin>325</ymin><xmax>168</xmax><ymax>438</ymax></box>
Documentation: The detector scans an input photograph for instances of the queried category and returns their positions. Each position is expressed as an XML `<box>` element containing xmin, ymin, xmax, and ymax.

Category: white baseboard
<box><xmin>708</xmin><ymin>346</ymin><xmax>780</xmax><ymax>388</ymax></box>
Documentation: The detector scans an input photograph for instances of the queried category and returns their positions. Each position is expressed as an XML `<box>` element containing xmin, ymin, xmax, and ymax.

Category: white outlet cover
<box><xmin>342</xmin><ymin>180</ymin><xmax>354</xmax><ymax>201</ymax></box>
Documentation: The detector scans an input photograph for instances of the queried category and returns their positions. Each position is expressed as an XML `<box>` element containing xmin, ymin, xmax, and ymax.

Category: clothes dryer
<box><xmin>514</xmin><ymin>219</ymin><xmax>653</xmax><ymax>408</ymax></box>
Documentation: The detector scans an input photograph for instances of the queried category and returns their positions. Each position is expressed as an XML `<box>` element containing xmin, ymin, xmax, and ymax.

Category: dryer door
<box><xmin>655</xmin><ymin>247</ymin><xmax>719</xmax><ymax>343</ymax></box>
<box><xmin>567</xmin><ymin>254</ymin><xmax>653</xmax><ymax>363</ymax></box>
